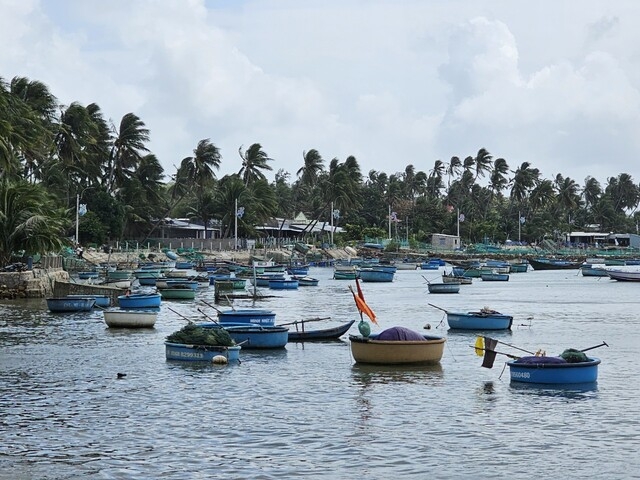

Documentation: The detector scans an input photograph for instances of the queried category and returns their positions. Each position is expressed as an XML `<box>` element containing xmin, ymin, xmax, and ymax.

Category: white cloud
<box><xmin>2</xmin><ymin>0</ymin><xmax>640</xmax><ymax>186</ymax></box>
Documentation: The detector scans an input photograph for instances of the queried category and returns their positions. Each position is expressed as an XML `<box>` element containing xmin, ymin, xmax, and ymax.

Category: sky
<box><xmin>2</xmin><ymin>0</ymin><xmax>640</xmax><ymax>188</ymax></box>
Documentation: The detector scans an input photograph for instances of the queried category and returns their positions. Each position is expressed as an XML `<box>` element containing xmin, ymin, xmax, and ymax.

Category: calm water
<box><xmin>2</xmin><ymin>267</ymin><xmax>640</xmax><ymax>479</ymax></box>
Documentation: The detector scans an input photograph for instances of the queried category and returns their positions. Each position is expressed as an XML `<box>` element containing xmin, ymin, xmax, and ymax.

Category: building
<box><xmin>431</xmin><ymin>233</ymin><xmax>461</xmax><ymax>250</ymax></box>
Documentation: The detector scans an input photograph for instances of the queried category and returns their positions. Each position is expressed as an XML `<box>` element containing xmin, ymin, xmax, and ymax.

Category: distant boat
<box><xmin>104</xmin><ymin>310</ymin><xmax>158</xmax><ymax>328</ymax></box>
<box><xmin>480</xmin><ymin>272</ymin><xmax>510</xmax><ymax>282</ymax></box>
<box><xmin>580</xmin><ymin>264</ymin><xmax>609</xmax><ymax>277</ymax></box>
<box><xmin>165</xmin><ymin>250</ymin><xmax>178</xmax><ymax>261</ymax></box>
<box><xmin>528</xmin><ymin>258</ymin><xmax>582</xmax><ymax>270</ymax></box>
<box><xmin>67</xmin><ymin>294</ymin><xmax>111</xmax><ymax>308</ymax></box>
<box><xmin>334</xmin><ymin>266</ymin><xmax>358</xmax><ymax>280</ymax></box>
<box><xmin>78</xmin><ymin>271</ymin><xmax>99</xmax><ymax>280</ymax></box>
<box><xmin>46</xmin><ymin>296</ymin><xmax>95</xmax><ymax>313</ymax></box>
<box><xmin>291</xmin><ymin>275</ymin><xmax>319</xmax><ymax>286</ymax></box>
<box><xmin>199</xmin><ymin>323</ymin><xmax>289</xmax><ymax>349</ymax></box>
<box><xmin>359</xmin><ymin>268</ymin><xmax>394</xmax><ymax>282</ymax></box>
<box><xmin>446</xmin><ymin>310</ymin><xmax>513</xmax><ymax>330</ymax></box>
<box><xmin>509</xmin><ymin>262</ymin><xmax>529</xmax><ymax>273</ymax></box>
<box><xmin>217</xmin><ymin>309</ymin><xmax>276</xmax><ymax>326</ymax></box>
<box><xmin>442</xmin><ymin>271</ymin><xmax>472</xmax><ymax>284</ymax></box>
<box><xmin>428</xmin><ymin>282</ymin><xmax>460</xmax><ymax>294</ymax></box>
<box><xmin>268</xmin><ymin>278</ymin><xmax>299</xmax><ymax>290</ymax></box>
<box><xmin>288</xmin><ymin>319</ymin><xmax>354</xmax><ymax>341</ymax></box>
<box><xmin>159</xmin><ymin>288</ymin><xmax>196</xmax><ymax>300</ymax></box>
<box><xmin>606</xmin><ymin>269</ymin><xmax>640</xmax><ymax>282</ymax></box>
<box><xmin>117</xmin><ymin>292</ymin><xmax>161</xmax><ymax>309</ymax></box>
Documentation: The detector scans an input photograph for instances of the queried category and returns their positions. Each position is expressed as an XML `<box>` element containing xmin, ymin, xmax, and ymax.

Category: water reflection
<box><xmin>351</xmin><ymin>362</ymin><xmax>444</xmax><ymax>387</ymax></box>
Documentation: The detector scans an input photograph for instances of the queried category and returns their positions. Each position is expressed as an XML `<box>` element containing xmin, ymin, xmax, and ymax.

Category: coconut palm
<box><xmin>489</xmin><ymin>158</ymin><xmax>509</xmax><ymax>195</ymax></box>
<box><xmin>510</xmin><ymin>162</ymin><xmax>540</xmax><ymax>204</ymax></box>
<box><xmin>0</xmin><ymin>178</ymin><xmax>69</xmax><ymax>265</ymax></box>
<box><xmin>106</xmin><ymin>113</ymin><xmax>150</xmax><ymax>194</ymax></box>
<box><xmin>474</xmin><ymin>148</ymin><xmax>493</xmax><ymax>181</ymax></box>
<box><xmin>297</xmin><ymin>149</ymin><xmax>324</xmax><ymax>187</ymax></box>
<box><xmin>238</xmin><ymin>143</ymin><xmax>273</xmax><ymax>186</ymax></box>
<box><xmin>582</xmin><ymin>176</ymin><xmax>602</xmax><ymax>209</ymax></box>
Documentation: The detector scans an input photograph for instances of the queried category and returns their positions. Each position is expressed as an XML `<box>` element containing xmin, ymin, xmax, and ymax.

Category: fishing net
<box><xmin>514</xmin><ymin>356</ymin><xmax>567</xmax><ymax>364</ymax></box>
<box><xmin>559</xmin><ymin>348</ymin><xmax>589</xmax><ymax>363</ymax></box>
<box><xmin>377</xmin><ymin>326</ymin><xmax>424</xmax><ymax>341</ymax></box>
<box><xmin>166</xmin><ymin>323</ymin><xmax>235</xmax><ymax>346</ymax></box>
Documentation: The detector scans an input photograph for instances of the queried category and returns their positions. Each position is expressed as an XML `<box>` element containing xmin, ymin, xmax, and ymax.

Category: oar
<box><xmin>469</xmin><ymin>346</ymin><xmax>520</xmax><ymax>360</ymax></box>
<box><xmin>278</xmin><ymin>317</ymin><xmax>331</xmax><ymax>327</ymax></box>
<box><xmin>167</xmin><ymin>306</ymin><xmax>194</xmax><ymax>324</ymax></box>
<box><xmin>428</xmin><ymin>303</ymin><xmax>448</xmax><ymax>314</ymax></box>
<box><xmin>197</xmin><ymin>307</ymin><xmax>222</xmax><ymax>325</ymax></box>
<box><xmin>482</xmin><ymin>336</ymin><xmax>536</xmax><ymax>356</ymax></box>
<box><xmin>200</xmin><ymin>299</ymin><xmax>223</xmax><ymax>314</ymax></box>
<box><xmin>581</xmin><ymin>341</ymin><xmax>609</xmax><ymax>353</ymax></box>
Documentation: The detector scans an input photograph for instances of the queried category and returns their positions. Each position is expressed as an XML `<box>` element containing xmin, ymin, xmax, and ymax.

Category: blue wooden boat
<box><xmin>288</xmin><ymin>319</ymin><xmax>355</xmax><ymax>341</ymax></box>
<box><xmin>507</xmin><ymin>357</ymin><xmax>601</xmax><ymax>384</ymax></box>
<box><xmin>445</xmin><ymin>310</ymin><xmax>513</xmax><ymax>330</ymax></box>
<box><xmin>165</xmin><ymin>250</ymin><xmax>178</xmax><ymax>261</ymax></box>
<box><xmin>117</xmin><ymin>292</ymin><xmax>161</xmax><ymax>309</ymax></box>
<box><xmin>268</xmin><ymin>278</ymin><xmax>299</xmax><ymax>290</ymax></box>
<box><xmin>46</xmin><ymin>296</ymin><xmax>96</xmax><ymax>312</ymax></box>
<box><xmin>199</xmin><ymin>323</ymin><xmax>289</xmax><ymax>349</ymax></box>
<box><xmin>217</xmin><ymin>309</ymin><xmax>276</xmax><ymax>326</ymax></box>
<box><xmin>291</xmin><ymin>275</ymin><xmax>319</xmax><ymax>286</ymax></box>
<box><xmin>580</xmin><ymin>264</ymin><xmax>608</xmax><ymax>277</ymax></box>
<box><xmin>250</xmin><ymin>273</ymin><xmax>285</xmax><ymax>287</ymax></box>
<box><xmin>428</xmin><ymin>282</ymin><xmax>459</xmax><ymax>294</ymax></box>
<box><xmin>165</xmin><ymin>342</ymin><xmax>241</xmax><ymax>362</ymax></box>
<box><xmin>421</xmin><ymin>261</ymin><xmax>440</xmax><ymax>270</ymax></box>
<box><xmin>359</xmin><ymin>268</ymin><xmax>394</xmax><ymax>282</ymax></box>
<box><xmin>509</xmin><ymin>262</ymin><xmax>529</xmax><ymax>273</ymax></box>
<box><xmin>287</xmin><ymin>266</ymin><xmax>309</xmax><ymax>275</ymax></box>
<box><xmin>208</xmin><ymin>273</ymin><xmax>231</xmax><ymax>285</ymax></box>
<box><xmin>333</xmin><ymin>267</ymin><xmax>358</xmax><ymax>280</ymax></box>
<box><xmin>67</xmin><ymin>294</ymin><xmax>111</xmax><ymax>308</ymax></box>
<box><xmin>480</xmin><ymin>272</ymin><xmax>510</xmax><ymax>281</ymax></box>
<box><xmin>175</xmin><ymin>261</ymin><xmax>194</xmax><ymax>269</ymax></box>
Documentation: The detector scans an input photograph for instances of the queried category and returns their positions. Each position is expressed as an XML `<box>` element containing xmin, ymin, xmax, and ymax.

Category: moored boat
<box><xmin>159</xmin><ymin>287</ymin><xmax>196</xmax><ymax>300</ymax></box>
<box><xmin>287</xmin><ymin>319</ymin><xmax>355</xmax><ymax>341</ymax></box>
<box><xmin>199</xmin><ymin>323</ymin><xmax>289</xmax><ymax>349</ymax></box>
<box><xmin>359</xmin><ymin>268</ymin><xmax>394</xmax><ymax>283</ymax></box>
<box><xmin>349</xmin><ymin>327</ymin><xmax>445</xmax><ymax>365</ymax></box>
<box><xmin>217</xmin><ymin>308</ymin><xmax>276</xmax><ymax>326</ymax></box>
<box><xmin>446</xmin><ymin>310</ymin><xmax>513</xmax><ymax>330</ymax></box>
<box><xmin>442</xmin><ymin>271</ymin><xmax>472</xmax><ymax>284</ymax></box>
<box><xmin>480</xmin><ymin>272</ymin><xmax>510</xmax><ymax>281</ymax></box>
<box><xmin>291</xmin><ymin>275</ymin><xmax>319</xmax><ymax>286</ymax></box>
<box><xmin>528</xmin><ymin>258</ymin><xmax>582</xmax><ymax>270</ymax></box>
<box><xmin>507</xmin><ymin>357</ymin><xmax>601</xmax><ymax>384</ymax></box>
<box><xmin>104</xmin><ymin>310</ymin><xmax>158</xmax><ymax>328</ymax></box>
<box><xmin>165</xmin><ymin>342</ymin><xmax>241</xmax><ymax>362</ymax></box>
<box><xmin>580</xmin><ymin>264</ymin><xmax>608</xmax><ymax>277</ymax></box>
<box><xmin>428</xmin><ymin>282</ymin><xmax>460</xmax><ymax>294</ymax></box>
<box><xmin>67</xmin><ymin>294</ymin><xmax>111</xmax><ymax>308</ymax></box>
<box><xmin>606</xmin><ymin>269</ymin><xmax>640</xmax><ymax>282</ymax></box>
<box><xmin>268</xmin><ymin>278</ymin><xmax>299</xmax><ymax>290</ymax></box>
<box><xmin>117</xmin><ymin>292</ymin><xmax>162</xmax><ymax>309</ymax></box>
<box><xmin>46</xmin><ymin>296</ymin><xmax>96</xmax><ymax>312</ymax></box>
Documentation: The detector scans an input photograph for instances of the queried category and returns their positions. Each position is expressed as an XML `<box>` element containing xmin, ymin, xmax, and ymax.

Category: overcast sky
<box><xmin>2</xmin><ymin>0</ymin><xmax>640</xmax><ymax>188</ymax></box>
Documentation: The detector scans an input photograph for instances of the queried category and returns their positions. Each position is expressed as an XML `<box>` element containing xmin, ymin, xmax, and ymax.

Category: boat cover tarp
<box><xmin>377</xmin><ymin>326</ymin><xmax>424</xmax><ymax>341</ymax></box>
<box><xmin>514</xmin><ymin>356</ymin><xmax>567</xmax><ymax>364</ymax></box>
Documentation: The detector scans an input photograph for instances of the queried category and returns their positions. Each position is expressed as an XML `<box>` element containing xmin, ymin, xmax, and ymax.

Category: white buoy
<box><xmin>211</xmin><ymin>355</ymin><xmax>228</xmax><ymax>365</ymax></box>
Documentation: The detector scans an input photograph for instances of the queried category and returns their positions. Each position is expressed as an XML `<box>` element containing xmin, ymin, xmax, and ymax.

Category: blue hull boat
<box><xmin>117</xmin><ymin>292</ymin><xmax>161</xmax><ymax>309</ymax></box>
<box><xmin>78</xmin><ymin>271</ymin><xmax>99</xmax><ymax>280</ymax></box>
<box><xmin>67</xmin><ymin>294</ymin><xmax>111</xmax><ymax>308</ymax></box>
<box><xmin>446</xmin><ymin>311</ymin><xmax>513</xmax><ymax>330</ymax></box>
<box><xmin>428</xmin><ymin>283</ymin><xmax>459</xmax><ymax>294</ymax></box>
<box><xmin>268</xmin><ymin>279</ymin><xmax>299</xmax><ymax>290</ymax></box>
<box><xmin>165</xmin><ymin>342</ymin><xmax>241</xmax><ymax>362</ymax></box>
<box><xmin>288</xmin><ymin>320</ymin><xmax>355</xmax><ymax>341</ymax></box>
<box><xmin>507</xmin><ymin>358</ymin><xmax>600</xmax><ymax>384</ymax></box>
<box><xmin>46</xmin><ymin>296</ymin><xmax>96</xmax><ymax>312</ymax></box>
<box><xmin>480</xmin><ymin>273</ymin><xmax>510</xmax><ymax>281</ymax></box>
<box><xmin>291</xmin><ymin>275</ymin><xmax>319</xmax><ymax>286</ymax></box>
<box><xmin>287</xmin><ymin>266</ymin><xmax>309</xmax><ymax>275</ymax></box>
<box><xmin>359</xmin><ymin>268</ymin><xmax>394</xmax><ymax>282</ymax></box>
<box><xmin>199</xmin><ymin>324</ymin><xmax>289</xmax><ymax>349</ymax></box>
<box><xmin>217</xmin><ymin>309</ymin><xmax>276</xmax><ymax>326</ymax></box>
<box><xmin>165</xmin><ymin>250</ymin><xmax>178</xmax><ymax>261</ymax></box>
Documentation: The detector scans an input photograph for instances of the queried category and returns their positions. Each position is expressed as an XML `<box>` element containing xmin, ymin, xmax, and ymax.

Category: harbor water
<box><xmin>2</xmin><ymin>267</ymin><xmax>640</xmax><ymax>479</ymax></box>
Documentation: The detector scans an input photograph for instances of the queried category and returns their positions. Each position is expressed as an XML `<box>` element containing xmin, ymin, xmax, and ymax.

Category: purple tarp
<box><xmin>514</xmin><ymin>356</ymin><xmax>567</xmax><ymax>364</ymax></box>
<box><xmin>377</xmin><ymin>326</ymin><xmax>425</xmax><ymax>341</ymax></box>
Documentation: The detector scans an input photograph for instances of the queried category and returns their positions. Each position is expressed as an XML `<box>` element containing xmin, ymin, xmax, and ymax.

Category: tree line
<box><xmin>1</xmin><ymin>74</ymin><xmax>639</xmax><ymax>264</ymax></box>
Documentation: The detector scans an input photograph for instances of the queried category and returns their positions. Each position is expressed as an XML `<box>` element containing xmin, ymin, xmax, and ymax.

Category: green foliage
<box><xmin>166</xmin><ymin>323</ymin><xmax>235</xmax><ymax>346</ymax></box>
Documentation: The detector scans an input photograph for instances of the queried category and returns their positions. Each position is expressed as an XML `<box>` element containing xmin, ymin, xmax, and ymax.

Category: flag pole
<box><xmin>457</xmin><ymin>208</ymin><xmax>460</xmax><ymax>238</ymax></box>
<box><xmin>388</xmin><ymin>205</ymin><xmax>391</xmax><ymax>239</ymax></box>
<box><xmin>330</xmin><ymin>202</ymin><xmax>334</xmax><ymax>246</ymax></box>
<box><xmin>75</xmin><ymin>193</ymin><xmax>80</xmax><ymax>245</ymax></box>
<box><xmin>234</xmin><ymin>198</ymin><xmax>238</xmax><ymax>250</ymax></box>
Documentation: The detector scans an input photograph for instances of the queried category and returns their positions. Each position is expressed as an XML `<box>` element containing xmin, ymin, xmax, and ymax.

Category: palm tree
<box><xmin>489</xmin><ymin>158</ymin><xmax>509</xmax><ymax>195</ymax></box>
<box><xmin>106</xmin><ymin>113</ymin><xmax>150</xmax><ymax>194</ymax></box>
<box><xmin>510</xmin><ymin>162</ymin><xmax>540</xmax><ymax>204</ymax></box>
<box><xmin>474</xmin><ymin>148</ymin><xmax>493</xmax><ymax>181</ymax></box>
<box><xmin>582</xmin><ymin>176</ymin><xmax>602</xmax><ymax>210</ymax></box>
<box><xmin>238</xmin><ymin>143</ymin><xmax>273</xmax><ymax>186</ymax></box>
<box><xmin>180</xmin><ymin>138</ymin><xmax>222</xmax><ymax>194</ymax></box>
<box><xmin>297</xmin><ymin>149</ymin><xmax>324</xmax><ymax>187</ymax></box>
<box><xmin>0</xmin><ymin>178</ymin><xmax>69</xmax><ymax>264</ymax></box>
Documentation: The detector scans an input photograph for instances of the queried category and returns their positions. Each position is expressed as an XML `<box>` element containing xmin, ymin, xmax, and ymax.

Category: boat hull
<box><xmin>349</xmin><ymin>334</ymin><xmax>445</xmax><ymax>365</ymax></box>
<box><xmin>359</xmin><ymin>269</ymin><xmax>394</xmax><ymax>282</ymax></box>
<box><xmin>46</xmin><ymin>297</ymin><xmax>96</xmax><ymax>312</ymax></box>
<box><xmin>507</xmin><ymin>358</ymin><xmax>600</xmax><ymax>384</ymax></box>
<box><xmin>165</xmin><ymin>342</ymin><xmax>241</xmax><ymax>362</ymax></box>
<box><xmin>288</xmin><ymin>320</ymin><xmax>355</xmax><ymax>341</ymax></box>
<box><xmin>67</xmin><ymin>294</ymin><xmax>111</xmax><ymax>308</ymax></box>
<box><xmin>446</xmin><ymin>312</ymin><xmax>513</xmax><ymax>330</ymax></box>
<box><xmin>159</xmin><ymin>288</ymin><xmax>196</xmax><ymax>300</ymax></box>
<box><xmin>528</xmin><ymin>258</ymin><xmax>581</xmax><ymax>270</ymax></box>
<box><xmin>428</xmin><ymin>283</ymin><xmax>460</xmax><ymax>294</ymax></box>
<box><xmin>480</xmin><ymin>273</ymin><xmax>510</xmax><ymax>281</ymax></box>
<box><xmin>117</xmin><ymin>293</ymin><xmax>162</xmax><ymax>309</ymax></box>
<box><xmin>104</xmin><ymin>310</ymin><xmax>158</xmax><ymax>328</ymax></box>
<box><xmin>268</xmin><ymin>279</ymin><xmax>299</xmax><ymax>290</ymax></box>
<box><xmin>199</xmin><ymin>324</ymin><xmax>288</xmax><ymax>349</ymax></box>
<box><xmin>606</xmin><ymin>270</ymin><xmax>640</xmax><ymax>281</ymax></box>
<box><xmin>217</xmin><ymin>309</ymin><xmax>276</xmax><ymax>326</ymax></box>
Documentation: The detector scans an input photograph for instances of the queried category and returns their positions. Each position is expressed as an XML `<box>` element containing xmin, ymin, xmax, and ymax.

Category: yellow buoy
<box><xmin>474</xmin><ymin>336</ymin><xmax>485</xmax><ymax>356</ymax></box>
